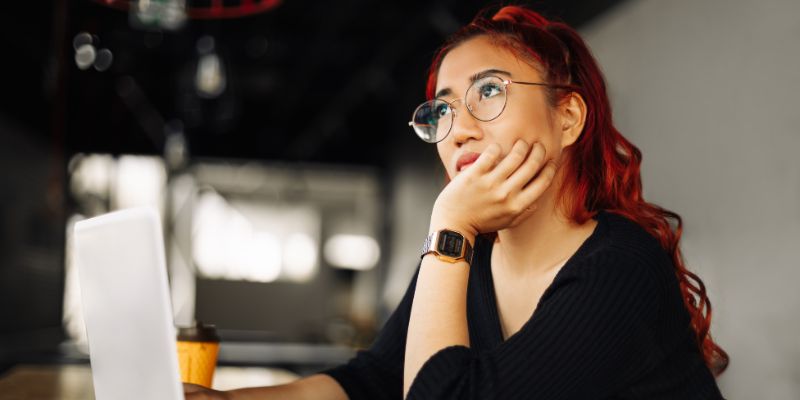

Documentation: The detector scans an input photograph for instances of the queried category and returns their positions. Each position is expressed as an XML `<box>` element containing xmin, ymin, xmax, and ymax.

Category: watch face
<box><xmin>436</xmin><ymin>230</ymin><xmax>464</xmax><ymax>257</ymax></box>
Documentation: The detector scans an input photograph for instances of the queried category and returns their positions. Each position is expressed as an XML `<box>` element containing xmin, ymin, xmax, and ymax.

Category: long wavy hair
<box><xmin>425</xmin><ymin>5</ymin><xmax>729</xmax><ymax>375</ymax></box>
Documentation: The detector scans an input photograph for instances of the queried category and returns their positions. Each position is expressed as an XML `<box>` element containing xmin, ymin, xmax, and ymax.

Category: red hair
<box><xmin>425</xmin><ymin>6</ymin><xmax>729</xmax><ymax>375</ymax></box>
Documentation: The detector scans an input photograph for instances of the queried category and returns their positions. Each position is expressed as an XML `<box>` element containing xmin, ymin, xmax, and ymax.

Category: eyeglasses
<box><xmin>408</xmin><ymin>75</ymin><xmax>568</xmax><ymax>143</ymax></box>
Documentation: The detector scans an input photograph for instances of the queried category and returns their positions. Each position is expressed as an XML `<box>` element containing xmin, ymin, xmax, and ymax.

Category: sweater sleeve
<box><xmin>406</xmin><ymin>249</ymin><xmax>673</xmax><ymax>400</ymax></box>
<box><xmin>322</xmin><ymin>264</ymin><xmax>420</xmax><ymax>400</ymax></box>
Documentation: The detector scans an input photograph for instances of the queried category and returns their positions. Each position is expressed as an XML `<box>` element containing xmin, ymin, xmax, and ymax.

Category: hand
<box><xmin>431</xmin><ymin>139</ymin><xmax>557</xmax><ymax>237</ymax></box>
<box><xmin>184</xmin><ymin>382</ymin><xmax>232</xmax><ymax>400</ymax></box>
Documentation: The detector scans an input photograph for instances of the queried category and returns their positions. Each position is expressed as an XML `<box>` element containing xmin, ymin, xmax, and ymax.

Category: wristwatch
<box><xmin>421</xmin><ymin>229</ymin><xmax>473</xmax><ymax>265</ymax></box>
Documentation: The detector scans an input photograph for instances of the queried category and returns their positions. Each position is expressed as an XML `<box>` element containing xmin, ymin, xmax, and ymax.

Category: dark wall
<box><xmin>0</xmin><ymin>118</ymin><xmax>66</xmax><ymax>372</ymax></box>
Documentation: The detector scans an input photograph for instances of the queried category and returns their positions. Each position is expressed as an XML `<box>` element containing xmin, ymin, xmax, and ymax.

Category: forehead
<box><xmin>436</xmin><ymin>35</ymin><xmax>541</xmax><ymax>94</ymax></box>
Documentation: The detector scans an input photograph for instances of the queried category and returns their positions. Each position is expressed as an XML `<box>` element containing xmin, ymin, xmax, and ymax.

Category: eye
<box><xmin>434</xmin><ymin>102</ymin><xmax>452</xmax><ymax>119</ymax></box>
<box><xmin>478</xmin><ymin>82</ymin><xmax>503</xmax><ymax>100</ymax></box>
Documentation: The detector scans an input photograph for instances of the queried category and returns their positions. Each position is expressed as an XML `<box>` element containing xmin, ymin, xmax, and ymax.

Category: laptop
<box><xmin>74</xmin><ymin>207</ymin><xmax>184</xmax><ymax>400</ymax></box>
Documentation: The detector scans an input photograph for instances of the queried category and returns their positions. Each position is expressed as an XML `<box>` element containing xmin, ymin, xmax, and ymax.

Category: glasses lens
<box><xmin>411</xmin><ymin>99</ymin><xmax>452</xmax><ymax>143</ymax></box>
<box><xmin>466</xmin><ymin>76</ymin><xmax>507</xmax><ymax>121</ymax></box>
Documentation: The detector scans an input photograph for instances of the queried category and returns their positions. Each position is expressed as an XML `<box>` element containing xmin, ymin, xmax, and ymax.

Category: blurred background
<box><xmin>0</xmin><ymin>0</ymin><xmax>798</xmax><ymax>398</ymax></box>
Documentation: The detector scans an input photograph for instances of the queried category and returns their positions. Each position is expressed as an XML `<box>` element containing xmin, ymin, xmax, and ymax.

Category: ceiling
<box><xmin>1</xmin><ymin>0</ymin><xmax>628</xmax><ymax>168</ymax></box>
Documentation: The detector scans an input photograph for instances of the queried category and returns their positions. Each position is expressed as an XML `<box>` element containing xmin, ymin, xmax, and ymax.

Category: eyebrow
<box><xmin>435</xmin><ymin>68</ymin><xmax>513</xmax><ymax>98</ymax></box>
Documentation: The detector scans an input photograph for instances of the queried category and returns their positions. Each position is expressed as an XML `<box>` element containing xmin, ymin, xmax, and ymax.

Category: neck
<box><xmin>494</xmin><ymin>176</ymin><xmax>595</xmax><ymax>277</ymax></box>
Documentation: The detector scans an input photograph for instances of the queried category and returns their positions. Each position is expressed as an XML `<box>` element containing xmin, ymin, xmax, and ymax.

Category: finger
<box><xmin>487</xmin><ymin>139</ymin><xmax>529</xmax><ymax>180</ymax></box>
<box><xmin>470</xmin><ymin>142</ymin><xmax>502</xmax><ymax>174</ymax></box>
<box><xmin>504</xmin><ymin>142</ymin><xmax>547</xmax><ymax>190</ymax></box>
<box><xmin>516</xmin><ymin>161</ymin><xmax>558</xmax><ymax>205</ymax></box>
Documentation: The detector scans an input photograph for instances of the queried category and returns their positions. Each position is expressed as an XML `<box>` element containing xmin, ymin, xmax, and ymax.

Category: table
<box><xmin>0</xmin><ymin>364</ymin><xmax>299</xmax><ymax>400</ymax></box>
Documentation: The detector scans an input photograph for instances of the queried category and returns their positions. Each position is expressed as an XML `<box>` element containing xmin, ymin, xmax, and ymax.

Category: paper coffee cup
<box><xmin>177</xmin><ymin>321</ymin><xmax>220</xmax><ymax>387</ymax></box>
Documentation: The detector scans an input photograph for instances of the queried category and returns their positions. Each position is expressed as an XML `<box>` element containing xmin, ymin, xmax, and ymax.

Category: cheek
<box><xmin>485</xmin><ymin>115</ymin><xmax>547</xmax><ymax>154</ymax></box>
<box><xmin>494</xmin><ymin>104</ymin><xmax>561</xmax><ymax>158</ymax></box>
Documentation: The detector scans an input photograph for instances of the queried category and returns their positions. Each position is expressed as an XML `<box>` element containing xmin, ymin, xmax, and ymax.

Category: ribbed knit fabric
<box><xmin>323</xmin><ymin>210</ymin><xmax>724</xmax><ymax>399</ymax></box>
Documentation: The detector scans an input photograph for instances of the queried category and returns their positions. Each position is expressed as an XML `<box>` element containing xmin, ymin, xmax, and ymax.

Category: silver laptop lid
<box><xmin>74</xmin><ymin>207</ymin><xmax>183</xmax><ymax>400</ymax></box>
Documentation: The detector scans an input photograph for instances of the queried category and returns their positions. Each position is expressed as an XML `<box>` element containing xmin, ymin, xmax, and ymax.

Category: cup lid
<box><xmin>177</xmin><ymin>321</ymin><xmax>220</xmax><ymax>342</ymax></box>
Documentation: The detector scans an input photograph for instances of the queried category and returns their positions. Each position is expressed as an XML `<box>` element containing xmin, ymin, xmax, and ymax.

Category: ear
<box><xmin>557</xmin><ymin>92</ymin><xmax>587</xmax><ymax>149</ymax></box>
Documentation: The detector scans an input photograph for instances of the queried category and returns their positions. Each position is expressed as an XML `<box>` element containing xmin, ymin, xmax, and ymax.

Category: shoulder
<box><xmin>597</xmin><ymin>211</ymin><xmax>667</xmax><ymax>260</ymax></box>
<box><xmin>574</xmin><ymin>211</ymin><xmax>693</xmax><ymax>349</ymax></box>
<box><xmin>569</xmin><ymin>210</ymin><xmax>677</xmax><ymax>295</ymax></box>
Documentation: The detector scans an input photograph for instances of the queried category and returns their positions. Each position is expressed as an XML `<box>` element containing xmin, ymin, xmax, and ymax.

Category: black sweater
<box><xmin>323</xmin><ymin>210</ymin><xmax>723</xmax><ymax>399</ymax></box>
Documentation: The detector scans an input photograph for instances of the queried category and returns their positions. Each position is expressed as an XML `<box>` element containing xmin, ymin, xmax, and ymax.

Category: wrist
<box><xmin>421</xmin><ymin>228</ymin><xmax>475</xmax><ymax>266</ymax></box>
<box><xmin>428</xmin><ymin>221</ymin><xmax>477</xmax><ymax>245</ymax></box>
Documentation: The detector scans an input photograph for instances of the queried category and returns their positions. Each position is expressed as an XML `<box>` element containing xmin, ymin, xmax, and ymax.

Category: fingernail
<box><xmin>531</xmin><ymin>142</ymin><xmax>543</xmax><ymax>158</ymax></box>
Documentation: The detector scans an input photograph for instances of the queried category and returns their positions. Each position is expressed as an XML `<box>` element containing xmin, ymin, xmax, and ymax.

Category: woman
<box><xmin>186</xmin><ymin>5</ymin><xmax>728</xmax><ymax>399</ymax></box>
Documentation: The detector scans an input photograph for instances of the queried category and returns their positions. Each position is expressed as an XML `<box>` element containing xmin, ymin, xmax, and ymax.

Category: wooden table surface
<box><xmin>0</xmin><ymin>364</ymin><xmax>299</xmax><ymax>400</ymax></box>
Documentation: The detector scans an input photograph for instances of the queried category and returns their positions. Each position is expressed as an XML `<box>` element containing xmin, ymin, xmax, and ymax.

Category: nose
<box><xmin>448</xmin><ymin>100</ymin><xmax>483</xmax><ymax>146</ymax></box>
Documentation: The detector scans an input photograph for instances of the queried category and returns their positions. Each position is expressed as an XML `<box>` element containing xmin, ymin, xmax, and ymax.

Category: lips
<box><xmin>456</xmin><ymin>152</ymin><xmax>481</xmax><ymax>172</ymax></box>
